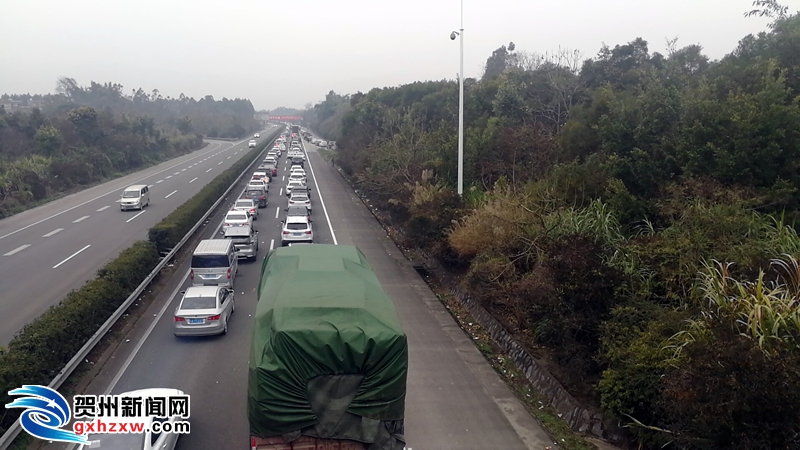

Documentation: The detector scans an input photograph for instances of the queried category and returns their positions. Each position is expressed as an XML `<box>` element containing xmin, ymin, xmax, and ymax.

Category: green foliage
<box><xmin>304</xmin><ymin>11</ymin><xmax>800</xmax><ymax>449</ymax></box>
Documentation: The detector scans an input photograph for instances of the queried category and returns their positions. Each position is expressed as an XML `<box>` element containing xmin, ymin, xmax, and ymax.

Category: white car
<box><xmin>290</xmin><ymin>167</ymin><xmax>306</xmax><ymax>178</ymax></box>
<box><xmin>248</xmin><ymin>140</ymin><xmax>256</xmax><ymax>148</ymax></box>
<box><xmin>288</xmin><ymin>191</ymin><xmax>312</xmax><ymax>213</ymax></box>
<box><xmin>233</xmin><ymin>198</ymin><xmax>258</xmax><ymax>220</ymax></box>
<box><xmin>288</xmin><ymin>172</ymin><xmax>306</xmax><ymax>184</ymax></box>
<box><xmin>252</xmin><ymin>171</ymin><xmax>269</xmax><ymax>184</ymax></box>
<box><xmin>281</xmin><ymin>216</ymin><xmax>313</xmax><ymax>246</ymax></box>
<box><xmin>254</xmin><ymin>133</ymin><xmax>260</xmax><ymax>138</ymax></box>
<box><xmin>77</xmin><ymin>388</ymin><xmax>186</xmax><ymax>450</ymax></box>
<box><xmin>247</xmin><ymin>180</ymin><xmax>268</xmax><ymax>192</ymax></box>
<box><xmin>222</xmin><ymin>210</ymin><xmax>252</xmax><ymax>232</ymax></box>
<box><xmin>285</xmin><ymin>179</ymin><xmax>306</xmax><ymax>197</ymax></box>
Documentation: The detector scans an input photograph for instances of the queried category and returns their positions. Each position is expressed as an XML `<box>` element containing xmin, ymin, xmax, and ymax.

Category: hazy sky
<box><xmin>1</xmin><ymin>0</ymin><xmax>796</xmax><ymax>110</ymax></box>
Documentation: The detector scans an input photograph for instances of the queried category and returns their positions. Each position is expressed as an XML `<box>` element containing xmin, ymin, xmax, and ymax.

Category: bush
<box><xmin>148</xmin><ymin>129</ymin><xmax>279</xmax><ymax>252</ymax></box>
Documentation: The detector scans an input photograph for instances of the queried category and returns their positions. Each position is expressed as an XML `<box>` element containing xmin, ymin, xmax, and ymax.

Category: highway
<box><xmin>0</xmin><ymin>126</ymin><xmax>278</xmax><ymax>345</ymax></box>
<box><xmin>46</xmin><ymin>136</ymin><xmax>552</xmax><ymax>450</ymax></box>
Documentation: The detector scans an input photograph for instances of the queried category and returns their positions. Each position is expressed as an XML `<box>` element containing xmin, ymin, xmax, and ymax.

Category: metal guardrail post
<box><xmin>0</xmin><ymin>128</ymin><xmax>281</xmax><ymax>449</ymax></box>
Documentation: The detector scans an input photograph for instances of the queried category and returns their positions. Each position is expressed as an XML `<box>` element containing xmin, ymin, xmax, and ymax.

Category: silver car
<box><xmin>281</xmin><ymin>216</ymin><xmax>313</xmax><ymax>246</ymax></box>
<box><xmin>77</xmin><ymin>388</ymin><xmax>186</xmax><ymax>450</ymax></box>
<box><xmin>173</xmin><ymin>286</ymin><xmax>235</xmax><ymax>336</ymax></box>
<box><xmin>222</xmin><ymin>210</ymin><xmax>251</xmax><ymax>232</ymax></box>
<box><xmin>288</xmin><ymin>192</ymin><xmax>312</xmax><ymax>213</ymax></box>
<box><xmin>224</xmin><ymin>225</ymin><xmax>259</xmax><ymax>260</ymax></box>
<box><xmin>285</xmin><ymin>179</ymin><xmax>306</xmax><ymax>197</ymax></box>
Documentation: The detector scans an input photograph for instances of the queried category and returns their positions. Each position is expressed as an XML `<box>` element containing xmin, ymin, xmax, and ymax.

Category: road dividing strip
<box><xmin>126</xmin><ymin>210</ymin><xmax>146</xmax><ymax>223</ymax></box>
<box><xmin>73</xmin><ymin>215</ymin><xmax>89</xmax><ymax>223</ymax></box>
<box><xmin>279</xmin><ymin>188</ymin><xmax>283</xmax><ymax>196</ymax></box>
<box><xmin>156</xmin><ymin>180</ymin><xmax>164</xmax><ymax>183</ymax></box>
<box><xmin>43</xmin><ymin>228</ymin><xmax>64</xmax><ymax>238</ymax></box>
<box><xmin>189</xmin><ymin>177</ymin><xmax>198</xmax><ymax>183</ymax></box>
<box><xmin>165</xmin><ymin>190</ymin><xmax>177</xmax><ymax>199</ymax></box>
<box><xmin>227</xmin><ymin>156</ymin><xmax>231</xmax><ymax>159</ymax></box>
<box><xmin>206</xmin><ymin>168</ymin><xmax>212</xmax><ymax>173</ymax></box>
<box><xmin>181</xmin><ymin>168</ymin><xmax>187</xmax><ymax>172</ymax></box>
<box><xmin>166</xmin><ymin>175</ymin><xmax>172</xmax><ymax>179</ymax></box>
<box><xmin>270</xmin><ymin>239</ymin><xmax>274</xmax><ymax>251</ymax></box>
<box><xmin>53</xmin><ymin>244</ymin><xmax>91</xmax><ymax>269</ymax></box>
<box><xmin>3</xmin><ymin>244</ymin><xmax>30</xmax><ymax>256</ymax></box>
<box><xmin>96</xmin><ymin>206</ymin><xmax>111</xmax><ymax>212</ymax></box>
<box><xmin>218</xmin><ymin>161</ymin><xmax>223</xmax><ymax>165</ymax></box>
<box><xmin>275</xmin><ymin>207</ymin><xmax>280</xmax><ymax>218</ymax></box>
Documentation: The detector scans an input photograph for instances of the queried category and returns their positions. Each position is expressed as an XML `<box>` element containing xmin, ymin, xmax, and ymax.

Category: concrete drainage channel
<box><xmin>0</xmin><ymin>128</ymin><xmax>282</xmax><ymax>450</ymax></box>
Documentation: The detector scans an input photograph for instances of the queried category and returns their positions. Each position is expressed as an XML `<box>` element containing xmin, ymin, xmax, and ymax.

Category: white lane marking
<box><xmin>166</xmin><ymin>175</ymin><xmax>172</xmax><ymax>179</ymax></box>
<box><xmin>189</xmin><ymin>177</ymin><xmax>198</xmax><ymax>183</ymax></box>
<box><xmin>73</xmin><ymin>215</ymin><xmax>89</xmax><ymax>223</ymax></box>
<box><xmin>53</xmin><ymin>244</ymin><xmax>91</xmax><ymax>269</ymax></box>
<box><xmin>125</xmin><ymin>210</ymin><xmax>146</xmax><ymax>223</ymax></box>
<box><xmin>147</xmin><ymin>185</ymin><xmax>153</xmax><ymax>188</ymax></box>
<box><xmin>165</xmin><ymin>190</ymin><xmax>177</xmax><ymax>199</ymax></box>
<box><xmin>174</xmin><ymin>172</ymin><xmax>180</xmax><ymax>175</ymax></box>
<box><xmin>304</xmin><ymin>143</ymin><xmax>338</xmax><ymax>245</ymax></box>
<box><xmin>270</xmin><ymin>239</ymin><xmax>274</xmax><ymax>251</ymax></box>
<box><xmin>0</xmin><ymin>142</ymin><xmax>230</xmax><ymax>241</ymax></box>
<box><xmin>96</xmin><ymin>205</ymin><xmax>110</xmax><ymax>212</ymax></box>
<box><xmin>105</xmin><ymin>268</ymin><xmax>190</xmax><ymax>394</ymax></box>
<box><xmin>279</xmin><ymin>188</ymin><xmax>283</xmax><ymax>196</ymax></box>
<box><xmin>43</xmin><ymin>228</ymin><xmax>64</xmax><ymax>237</ymax></box>
<box><xmin>275</xmin><ymin>207</ymin><xmax>280</xmax><ymax>218</ymax></box>
<box><xmin>227</xmin><ymin>156</ymin><xmax>231</xmax><ymax>159</ymax></box>
<box><xmin>206</xmin><ymin>168</ymin><xmax>212</xmax><ymax>173</ymax></box>
<box><xmin>218</xmin><ymin>161</ymin><xmax>223</xmax><ymax>165</ymax></box>
<box><xmin>181</xmin><ymin>168</ymin><xmax>187</xmax><ymax>172</ymax></box>
<box><xmin>4</xmin><ymin>244</ymin><xmax>31</xmax><ymax>256</ymax></box>
<box><xmin>282</xmin><ymin>175</ymin><xmax>285</xmax><ymax>181</ymax></box>
<box><xmin>156</xmin><ymin>180</ymin><xmax>164</xmax><ymax>184</ymax></box>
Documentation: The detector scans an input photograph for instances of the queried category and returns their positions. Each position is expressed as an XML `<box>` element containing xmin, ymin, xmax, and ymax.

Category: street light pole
<box><xmin>451</xmin><ymin>0</ymin><xmax>465</xmax><ymax>196</ymax></box>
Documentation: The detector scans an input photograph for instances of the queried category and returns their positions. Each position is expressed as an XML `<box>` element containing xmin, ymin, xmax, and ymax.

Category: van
<box><xmin>120</xmin><ymin>184</ymin><xmax>150</xmax><ymax>211</ymax></box>
<box><xmin>223</xmin><ymin>224</ymin><xmax>259</xmax><ymax>260</ymax></box>
<box><xmin>190</xmin><ymin>239</ymin><xmax>238</xmax><ymax>288</ymax></box>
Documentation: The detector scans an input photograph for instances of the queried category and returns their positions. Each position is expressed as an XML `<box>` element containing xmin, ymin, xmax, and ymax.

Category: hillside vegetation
<box><xmin>0</xmin><ymin>79</ymin><xmax>260</xmax><ymax>217</ymax></box>
<box><xmin>307</xmin><ymin>11</ymin><xmax>800</xmax><ymax>450</ymax></box>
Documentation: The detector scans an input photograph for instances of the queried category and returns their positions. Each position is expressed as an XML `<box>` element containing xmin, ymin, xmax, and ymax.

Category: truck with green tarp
<box><xmin>248</xmin><ymin>244</ymin><xmax>408</xmax><ymax>450</ymax></box>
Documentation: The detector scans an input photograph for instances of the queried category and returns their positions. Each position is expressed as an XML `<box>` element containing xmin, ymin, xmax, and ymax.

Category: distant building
<box><xmin>0</xmin><ymin>98</ymin><xmax>47</xmax><ymax>113</ymax></box>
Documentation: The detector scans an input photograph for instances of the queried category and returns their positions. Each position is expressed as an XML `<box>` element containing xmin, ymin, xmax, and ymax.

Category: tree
<box><xmin>482</xmin><ymin>45</ymin><xmax>510</xmax><ymax>80</ymax></box>
<box><xmin>176</xmin><ymin>116</ymin><xmax>192</xmax><ymax>134</ymax></box>
<box><xmin>33</xmin><ymin>125</ymin><xmax>62</xmax><ymax>156</ymax></box>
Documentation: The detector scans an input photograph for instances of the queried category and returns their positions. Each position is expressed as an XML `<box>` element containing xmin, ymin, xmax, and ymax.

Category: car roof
<box><xmin>124</xmin><ymin>184</ymin><xmax>147</xmax><ymax>191</ymax></box>
<box><xmin>286</xmin><ymin>215</ymin><xmax>310</xmax><ymax>224</ymax></box>
<box><xmin>290</xmin><ymin>191</ymin><xmax>308</xmax><ymax>198</ymax></box>
<box><xmin>226</xmin><ymin>210</ymin><xmax>249</xmax><ymax>217</ymax></box>
<box><xmin>224</xmin><ymin>225</ymin><xmax>252</xmax><ymax>236</ymax></box>
<box><xmin>287</xmin><ymin>205</ymin><xmax>307</xmax><ymax>212</ymax></box>
<box><xmin>184</xmin><ymin>286</ymin><xmax>222</xmax><ymax>297</ymax></box>
<box><xmin>235</xmin><ymin>198</ymin><xmax>254</xmax><ymax>203</ymax></box>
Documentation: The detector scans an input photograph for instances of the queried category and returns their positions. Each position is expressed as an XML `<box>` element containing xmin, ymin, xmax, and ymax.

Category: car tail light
<box><xmin>251</xmin><ymin>436</ymin><xmax>257</xmax><ymax>450</ymax></box>
<box><xmin>283</xmin><ymin>231</ymin><xmax>289</xmax><ymax>235</ymax></box>
<box><xmin>261</xmin><ymin>195</ymin><xmax>266</xmax><ymax>200</ymax></box>
<box><xmin>224</xmin><ymin>223</ymin><xmax>230</xmax><ymax>227</ymax></box>
<box><xmin>227</xmin><ymin>268</ymin><xmax>231</xmax><ymax>279</ymax></box>
<box><xmin>207</xmin><ymin>314</ymin><xmax>221</xmax><ymax>321</ymax></box>
<box><xmin>190</xmin><ymin>270</ymin><xmax>194</xmax><ymax>280</ymax></box>
<box><xmin>250</xmin><ymin>208</ymin><xmax>256</xmax><ymax>213</ymax></box>
<box><xmin>305</xmin><ymin>230</ymin><xmax>312</xmax><ymax>235</ymax></box>
<box><xmin>174</xmin><ymin>316</ymin><xmax>185</xmax><ymax>322</ymax></box>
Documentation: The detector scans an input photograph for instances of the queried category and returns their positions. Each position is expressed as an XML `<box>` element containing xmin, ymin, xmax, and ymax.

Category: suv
<box><xmin>248</xmin><ymin>140</ymin><xmax>257</xmax><ymax>148</ymax></box>
<box><xmin>280</xmin><ymin>216</ymin><xmax>313</xmax><ymax>246</ymax></box>
<box><xmin>233</xmin><ymin>198</ymin><xmax>258</xmax><ymax>220</ymax></box>
<box><xmin>245</xmin><ymin>188</ymin><xmax>267</xmax><ymax>208</ymax></box>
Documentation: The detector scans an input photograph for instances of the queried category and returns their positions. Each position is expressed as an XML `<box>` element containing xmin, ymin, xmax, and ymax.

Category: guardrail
<box><xmin>0</xmin><ymin>128</ymin><xmax>282</xmax><ymax>449</ymax></box>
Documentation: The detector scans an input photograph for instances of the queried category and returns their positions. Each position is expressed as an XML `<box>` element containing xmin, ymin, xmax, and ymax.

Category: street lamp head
<box><xmin>450</xmin><ymin>31</ymin><xmax>458</xmax><ymax>40</ymax></box>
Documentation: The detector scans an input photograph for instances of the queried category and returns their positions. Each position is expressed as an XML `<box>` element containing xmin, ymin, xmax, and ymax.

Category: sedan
<box><xmin>285</xmin><ymin>180</ymin><xmax>306</xmax><ymax>197</ymax></box>
<box><xmin>288</xmin><ymin>192</ymin><xmax>312</xmax><ymax>213</ymax></box>
<box><xmin>77</xmin><ymin>388</ymin><xmax>187</xmax><ymax>450</ymax></box>
<box><xmin>233</xmin><ymin>199</ymin><xmax>258</xmax><ymax>220</ymax></box>
<box><xmin>222</xmin><ymin>210</ymin><xmax>252</xmax><ymax>232</ymax></box>
<box><xmin>285</xmin><ymin>205</ymin><xmax>310</xmax><ymax>221</ymax></box>
<box><xmin>173</xmin><ymin>286</ymin><xmax>235</xmax><ymax>336</ymax></box>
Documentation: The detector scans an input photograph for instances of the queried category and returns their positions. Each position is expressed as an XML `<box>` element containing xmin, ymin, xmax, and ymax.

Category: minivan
<box><xmin>190</xmin><ymin>239</ymin><xmax>238</xmax><ymax>288</ymax></box>
<box><xmin>120</xmin><ymin>185</ymin><xmax>150</xmax><ymax>211</ymax></box>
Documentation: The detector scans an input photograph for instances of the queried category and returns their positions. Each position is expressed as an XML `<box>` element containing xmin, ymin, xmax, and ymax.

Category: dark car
<box><xmin>291</xmin><ymin>156</ymin><xmax>304</xmax><ymax>167</ymax></box>
<box><xmin>285</xmin><ymin>205</ymin><xmax>311</xmax><ymax>221</ymax></box>
<box><xmin>245</xmin><ymin>189</ymin><xmax>268</xmax><ymax>208</ymax></box>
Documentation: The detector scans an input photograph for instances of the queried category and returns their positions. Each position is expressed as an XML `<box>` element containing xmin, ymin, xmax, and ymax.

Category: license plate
<box><xmin>293</xmin><ymin>233</ymin><xmax>302</xmax><ymax>237</ymax></box>
<box><xmin>188</xmin><ymin>318</ymin><xmax>203</xmax><ymax>324</ymax></box>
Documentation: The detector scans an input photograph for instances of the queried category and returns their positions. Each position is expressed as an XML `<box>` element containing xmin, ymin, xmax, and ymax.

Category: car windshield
<box><xmin>84</xmin><ymin>432</ymin><xmax>145</xmax><ymax>449</ymax></box>
<box><xmin>291</xmin><ymin>195</ymin><xmax>308</xmax><ymax>201</ymax></box>
<box><xmin>287</xmin><ymin>207</ymin><xmax>307</xmax><ymax>215</ymax></box>
<box><xmin>235</xmin><ymin>201</ymin><xmax>252</xmax><ymax>208</ymax></box>
<box><xmin>181</xmin><ymin>295</ymin><xmax>217</xmax><ymax>310</ymax></box>
<box><xmin>122</xmin><ymin>191</ymin><xmax>139</xmax><ymax>198</ymax></box>
<box><xmin>247</xmin><ymin>191</ymin><xmax>262</xmax><ymax>198</ymax></box>
<box><xmin>226</xmin><ymin>213</ymin><xmax>247</xmax><ymax>221</ymax></box>
<box><xmin>286</xmin><ymin>223</ymin><xmax>308</xmax><ymax>230</ymax></box>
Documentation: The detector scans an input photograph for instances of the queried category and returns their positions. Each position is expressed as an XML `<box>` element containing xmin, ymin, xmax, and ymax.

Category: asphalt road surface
<box><xmin>0</xmin><ymin>126</ymin><xmax>278</xmax><ymax>345</ymax></box>
<box><xmin>49</xmin><ymin>137</ymin><xmax>552</xmax><ymax>450</ymax></box>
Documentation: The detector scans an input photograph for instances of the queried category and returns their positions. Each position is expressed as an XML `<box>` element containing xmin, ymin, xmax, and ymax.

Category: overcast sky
<box><xmin>1</xmin><ymin>0</ymin><xmax>796</xmax><ymax>111</ymax></box>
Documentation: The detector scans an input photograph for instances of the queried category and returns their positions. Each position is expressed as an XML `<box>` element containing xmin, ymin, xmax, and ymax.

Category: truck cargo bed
<box><xmin>251</xmin><ymin>435</ymin><xmax>367</xmax><ymax>450</ymax></box>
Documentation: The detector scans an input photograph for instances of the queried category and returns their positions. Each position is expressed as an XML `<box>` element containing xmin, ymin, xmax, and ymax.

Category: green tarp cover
<box><xmin>248</xmin><ymin>244</ymin><xmax>407</xmax><ymax>449</ymax></box>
